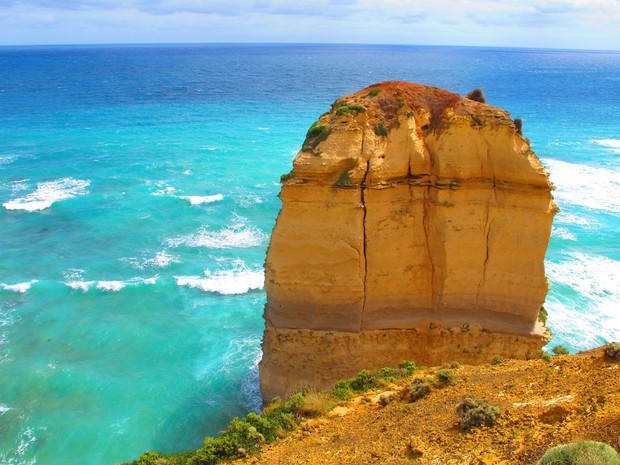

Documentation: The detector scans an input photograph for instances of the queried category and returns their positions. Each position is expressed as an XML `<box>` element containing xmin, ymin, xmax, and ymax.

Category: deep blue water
<box><xmin>0</xmin><ymin>44</ymin><xmax>618</xmax><ymax>465</ymax></box>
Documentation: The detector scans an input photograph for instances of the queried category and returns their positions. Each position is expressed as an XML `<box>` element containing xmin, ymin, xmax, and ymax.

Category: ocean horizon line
<box><xmin>1</xmin><ymin>41</ymin><xmax>618</xmax><ymax>54</ymax></box>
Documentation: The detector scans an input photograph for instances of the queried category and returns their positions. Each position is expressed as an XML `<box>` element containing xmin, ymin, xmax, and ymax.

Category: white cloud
<box><xmin>0</xmin><ymin>0</ymin><xmax>618</xmax><ymax>48</ymax></box>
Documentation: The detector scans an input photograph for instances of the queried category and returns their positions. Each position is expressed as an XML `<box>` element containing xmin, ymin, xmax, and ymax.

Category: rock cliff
<box><xmin>260</xmin><ymin>81</ymin><xmax>557</xmax><ymax>401</ymax></box>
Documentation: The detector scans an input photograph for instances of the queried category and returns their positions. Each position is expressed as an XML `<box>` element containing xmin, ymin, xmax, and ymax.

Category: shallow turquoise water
<box><xmin>0</xmin><ymin>44</ymin><xmax>618</xmax><ymax>465</ymax></box>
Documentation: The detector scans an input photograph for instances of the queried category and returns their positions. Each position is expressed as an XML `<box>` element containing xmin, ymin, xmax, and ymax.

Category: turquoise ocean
<box><xmin>0</xmin><ymin>44</ymin><xmax>618</xmax><ymax>465</ymax></box>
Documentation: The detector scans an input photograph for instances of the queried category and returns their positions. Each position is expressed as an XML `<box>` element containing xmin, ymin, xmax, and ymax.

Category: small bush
<box><xmin>541</xmin><ymin>351</ymin><xmax>552</xmax><ymax>363</ymax></box>
<box><xmin>538</xmin><ymin>440</ymin><xmax>620</xmax><ymax>465</ymax></box>
<box><xmin>302</xmin><ymin>122</ymin><xmax>330</xmax><ymax>152</ymax></box>
<box><xmin>514</xmin><ymin>117</ymin><xmax>523</xmax><ymax>135</ymax></box>
<box><xmin>374</xmin><ymin>121</ymin><xmax>389</xmax><ymax>136</ymax></box>
<box><xmin>406</xmin><ymin>380</ymin><xmax>432</xmax><ymax>402</ymax></box>
<box><xmin>398</xmin><ymin>360</ymin><xmax>417</xmax><ymax>376</ymax></box>
<box><xmin>280</xmin><ymin>173</ymin><xmax>292</xmax><ymax>183</ymax></box>
<box><xmin>538</xmin><ymin>306</ymin><xmax>548</xmax><ymax>325</ymax></box>
<box><xmin>298</xmin><ymin>389</ymin><xmax>332</xmax><ymax>417</ymax></box>
<box><xmin>350</xmin><ymin>369</ymin><xmax>379</xmax><ymax>391</ymax></box>
<box><xmin>457</xmin><ymin>398</ymin><xmax>500</xmax><ymax>431</ymax></box>
<box><xmin>606</xmin><ymin>343</ymin><xmax>620</xmax><ymax>361</ymax></box>
<box><xmin>364</xmin><ymin>88</ymin><xmax>380</xmax><ymax>98</ymax></box>
<box><xmin>492</xmin><ymin>356</ymin><xmax>504</xmax><ymax>365</ymax></box>
<box><xmin>466</xmin><ymin>88</ymin><xmax>486</xmax><ymax>103</ymax></box>
<box><xmin>378</xmin><ymin>366</ymin><xmax>399</xmax><ymax>381</ymax></box>
<box><xmin>552</xmin><ymin>345</ymin><xmax>570</xmax><ymax>356</ymax></box>
<box><xmin>437</xmin><ymin>368</ymin><xmax>455</xmax><ymax>386</ymax></box>
<box><xmin>406</xmin><ymin>111</ymin><xmax>415</xmax><ymax>118</ymax></box>
<box><xmin>379</xmin><ymin>393</ymin><xmax>396</xmax><ymax>407</ymax></box>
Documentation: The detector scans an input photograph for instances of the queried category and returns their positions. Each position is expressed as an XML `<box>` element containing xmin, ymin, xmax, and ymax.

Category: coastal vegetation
<box><xmin>126</xmin><ymin>345</ymin><xmax>620</xmax><ymax>465</ymax></box>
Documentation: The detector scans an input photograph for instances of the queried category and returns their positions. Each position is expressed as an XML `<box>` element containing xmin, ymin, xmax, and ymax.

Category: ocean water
<box><xmin>0</xmin><ymin>44</ymin><xmax>618</xmax><ymax>465</ymax></box>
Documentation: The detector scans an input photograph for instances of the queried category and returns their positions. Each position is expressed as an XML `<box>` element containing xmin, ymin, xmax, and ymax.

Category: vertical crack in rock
<box><xmin>359</xmin><ymin>158</ymin><xmax>370</xmax><ymax>331</ymax></box>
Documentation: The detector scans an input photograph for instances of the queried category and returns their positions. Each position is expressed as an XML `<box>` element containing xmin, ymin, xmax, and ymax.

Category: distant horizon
<box><xmin>1</xmin><ymin>41</ymin><xmax>619</xmax><ymax>53</ymax></box>
<box><xmin>2</xmin><ymin>0</ymin><xmax>618</xmax><ymax>51</ymax></box>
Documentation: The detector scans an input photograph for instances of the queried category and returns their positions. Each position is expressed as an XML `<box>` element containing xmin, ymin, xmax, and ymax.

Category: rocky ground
<box><xmin>231</xmin><ymin>346</ymin><xmax>619</xmax><ymax>465</ymax></box>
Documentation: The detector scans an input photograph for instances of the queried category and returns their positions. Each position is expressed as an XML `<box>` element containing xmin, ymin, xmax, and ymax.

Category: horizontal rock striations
<box><xmin>260</xmin><ymin>81</ymin><xmax>556</xmax><ymax>401</ymax></box>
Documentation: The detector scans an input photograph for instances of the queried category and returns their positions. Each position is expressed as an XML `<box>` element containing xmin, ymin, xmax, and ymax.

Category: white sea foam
<box><xmin>592</xmin><ymin>139</ymin><xmax>620</xmax><ymax>153</ymax></box>
<box><xmin>177</xmin><ymin>194</ymin><xmax>224</xmax><ymax>205</ymax></box>
<box><xmin>143</xmin><ymin>276</ymin><xmax>158</xmax><ymax>285</ymax></box>
<box><xmin>123</xmin><ymin>251</ymin><xmax>179</xmax><ymax>270</ymax></box>
<box><xmin>551</xmin><ymin>226</ymin><xmax>576</xmax><ymax>241</ymax></box>
<box><xmin>175</xmin><ymin>263</ymin><xmax>264</xmax><ymax>295</ymax></box>
<box><xmin>546</xmin><ymin>252</ymin><xmax>620</xmax><ymax>348</ymax></box>
<box><xmin>66</xmin><ymin>281</ymin><xmax>95</xmax><ymax>292</ymax></box>
<box><xmin>544</xmin><ymin>158</ymin><xmax>620</xmax><ymax>216</ymax></box>
<box><xmin>2</xmin><ymin>178</ymin><xmax>90</xmax><ymax>212</ymax></box>
<box><xmin>0</xmin><ymin>405</ymin><xmax>10</xmax><ymax>415</ymax></box>
<box><xmin>1</xmin><ymin>280</ymin><xmax>37</xmax><ymax>293</ymax></box>
<box><xmin>96</xmin><ymin>281</ymin><xmax>125</xmax><ymax>292</ymax></box>
<box><xmin>167</xmin><ymin>220</ymin><xmax>267</xmax><ymax>250</ymax></box>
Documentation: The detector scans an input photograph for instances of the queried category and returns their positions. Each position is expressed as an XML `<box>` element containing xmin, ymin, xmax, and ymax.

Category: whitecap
<box><xmin>175</xmin><ymin>266</ymin><xmax>264</xmax><ymax>295</ymax></box>
<box><xmin>122</xmin><ymin>251</ymin><xmax>179</xmax><ymax>270</ymax></box>
<box><xmin>546</xmin><ymin>252</ymin><xmax>620</xmax><ymax>348</ymax></box>
<box><xmin>166</xmin><ymin>222</ymin><xmax>267</xmax><ymax>250</ymax></box>
<box><xmin>0</xmin><ymin>405</ymin><xmax>11</xmax><ymax>415</ymax></box>
<box><xmin>177</xmin><ymin>194</ymin><xmax>224</xmax><ymax>205</ymax></box>
<box><xmin>551</xmin><ymin>226</ymin><xmax>576</xmax><ymax>241</ymax></box>
<box><xmin>2</xmin><ymin>178</ymin><xmax>90</xmax><ymax>212</ymax></box>
<box><xmin>65</xmin><ymin>281</ymin><xmax>95</xmax><ymax>292</ymax></box>
<box><xmin>143</xmin><ymin>276</ymin><xmax>158</xmax><ymax>285</ymax></box>
<box><xmin>592</xmin><ymin>139</ymin><xmax>620</xmax><ymax>153</ymax></box>
<box><xmin>543</xmin><ymin>158</ymin><xmax>620</xmax><ymax>216</ymax></box>
<box><xmin>1</xmin><ymin>280</ymin><xmax>37</xmax><ymax>293</ymax></box>
<box><xmin>96</xmin><ymin>281</ymin><xmax>125</xmax><ymax>292</ymax></box>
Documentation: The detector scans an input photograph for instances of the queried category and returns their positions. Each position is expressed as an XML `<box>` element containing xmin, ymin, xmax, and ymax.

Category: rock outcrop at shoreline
<box><xmin>260</xmin><ymin>81</ymin><xmax>557</xmax><ymax>401</ymax></box>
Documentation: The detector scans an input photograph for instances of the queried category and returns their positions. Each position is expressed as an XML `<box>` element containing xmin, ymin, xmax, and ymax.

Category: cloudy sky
<box><xmin>0</xmin><ymin>0</ymin><xmax>618</xmax><ymax>50</ymax></box>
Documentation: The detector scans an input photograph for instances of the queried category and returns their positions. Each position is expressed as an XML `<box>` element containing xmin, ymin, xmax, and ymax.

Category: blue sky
<box><xmin>0</xmin><ymin>0</ymin><xmax>618</xmax><ymax>50</ymax></box>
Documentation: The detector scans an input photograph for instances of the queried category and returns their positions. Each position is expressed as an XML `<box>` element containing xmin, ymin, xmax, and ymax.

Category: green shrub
<box><xmin>538</xmin><ymin>440</ymin><xmax>620</xmax><ymax>465</ymax></box>
<box><xmin>538</xmin><ymin>306</ymin><xmax>548</xmax><ymax>325</ymax></box>
<box><xmin>336</xmin><ymin>104</ymin><xmax>365</xmax><ymax>116</ymax></box>
<box><xmin>374</xmin><ymin>121</ymin><xmax>389</xmax><ymax>136</ymax></box>
<box><xmin>406</xmin><ymin>111</ymin><xmax>415</xmax><ymax>118</ymax></box>
<box><xmin>133</xmin><ymin>451</ymin><xmax>166</xmax><ymax>465</ymax></box>
<box><xmin>280</xmin><ymin>173</ymin><xmax>292</xmax><ymax>183</ymax></box>
<box><xmin>541</xmin><ymin>351</ymin><xmax>552</xmax><ymax>363</ymax></box>
<box><xmin>398</xmin><ymin>360</ymin><xmax>417</xmax><ymax>376</ymax></box>
<box><xmin>437</xmin><ymin>368</ymin><xmax>455</xmax><ymax>386</ymax></box>
<box><xmin>378</xmin><ymin>366</ymin><xmax>399</xmax><ymax>381</ymax></box>
<box><xmin>606</xmin><ymin>343</ymin><xmax>620</xmax><ymax>361</ymax></box>
<box><xmin>350</xmin><ymin>369</ymin><xmax>379</xmax><ymax>391</ymax></box>
<box><xmin>492</xmin><ymin>356</ymin><xmax>504</xmax><ymax>365</ymax></box>
<box><xmin>552</xmin><ymin>345</ymin><xmax>570</xmax><ymax>356</ymax></box>
<box><xmin>456</xmin><ymin>398</ymin><xmax>500</xmax><ymax>431</ymax></box>
<box><xmin>302</xmin><ymin>122</ymin><xmax>330</xmax><ymax>152</ymax></box>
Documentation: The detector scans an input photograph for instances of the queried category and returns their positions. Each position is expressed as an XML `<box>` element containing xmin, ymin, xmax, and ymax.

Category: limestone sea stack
<box><xmin>260</xmin><ymin>81</ymin><xmax>557</xmax><ymax>401</ymax></box>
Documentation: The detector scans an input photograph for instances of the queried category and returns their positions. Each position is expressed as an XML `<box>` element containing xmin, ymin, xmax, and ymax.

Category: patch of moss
<box><xmin>335</xmin><ymin>104</ymin><xmax>365</xmax><ymax>116</ymax></box>
<box><xmin>363</xmin><ymin>88</ymin><xmax>380</xmax><ymax>98</ymax></box>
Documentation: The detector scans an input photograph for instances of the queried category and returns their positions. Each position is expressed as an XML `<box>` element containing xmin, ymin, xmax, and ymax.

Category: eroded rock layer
<box><xmin>260</xmin><ymin>81</ymin><xmax>556</xmax><ymax>401</ymax></box>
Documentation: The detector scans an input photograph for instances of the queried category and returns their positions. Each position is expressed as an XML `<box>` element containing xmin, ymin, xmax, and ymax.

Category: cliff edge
<box><xmin>261</xmin><ymin>81</ymin><xmax>557</xmax><ymax>401</ymax></box>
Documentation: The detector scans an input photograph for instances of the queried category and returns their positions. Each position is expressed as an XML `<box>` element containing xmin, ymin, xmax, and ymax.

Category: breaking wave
<box><xmin>2</xmin><ymin>178</ymin><xmax>90</xmax><ymax>212</ymax></box>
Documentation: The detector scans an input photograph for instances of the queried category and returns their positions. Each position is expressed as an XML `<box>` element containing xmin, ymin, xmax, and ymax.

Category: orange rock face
<box><xmin>260</xmin><ymin>81</ymin><xmax>556</xmax><ymax>401</ymax></box>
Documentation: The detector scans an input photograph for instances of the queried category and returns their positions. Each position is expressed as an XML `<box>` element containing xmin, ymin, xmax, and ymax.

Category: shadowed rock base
<box><xmin>260</xmin><ymin>324</ymin><xmax>549</xmax><ymax>401</ymax></box>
